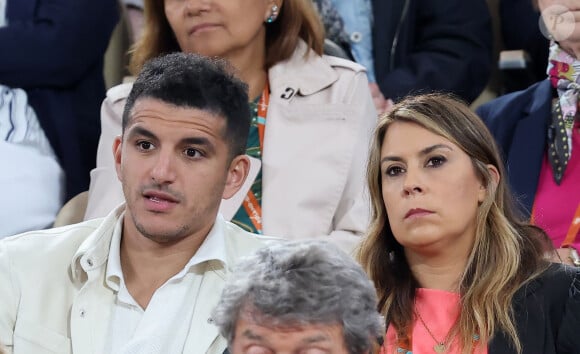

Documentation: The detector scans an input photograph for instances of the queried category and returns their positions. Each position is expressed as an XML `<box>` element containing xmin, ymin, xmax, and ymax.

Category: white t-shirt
<box><xmin>122</xmin><ymin>0</ymin><xmax>143</xmax><ymax>9</ymax></box>
<box><xmin>103</xmin><ymin>214</ymin><xmax>228</xmax><ymax>354</ymax></box>
<box><xmin>0</xmin><ymin>85</ymin><xmax>64</xmax><ymax>237</ymax></box>
<box><xmin>0</xmin><ymin>0</ymin><xmax>6</xmax><ymax>27</ymax></box>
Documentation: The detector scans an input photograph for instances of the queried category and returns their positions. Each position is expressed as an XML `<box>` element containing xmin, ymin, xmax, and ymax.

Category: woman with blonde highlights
<box><xmin>84</xmin><ymin>0</ymin><xmax>376</xmax><ymax>253</ymax></box>
<box><xmin>358</xmin><ymin>93</ymin><xmax>580</xmax><ymax>353</ymax></box>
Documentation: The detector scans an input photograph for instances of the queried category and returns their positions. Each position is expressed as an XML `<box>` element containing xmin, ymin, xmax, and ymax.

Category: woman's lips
<box><xmin>404</xmin><ymin>208</ymin><xmax>434</xmax><ymax>220</ymax></box>
<box><xmin>189</xmin><ymin>23</ymin><xmax>220</xmax><ymax>35</ymax></box>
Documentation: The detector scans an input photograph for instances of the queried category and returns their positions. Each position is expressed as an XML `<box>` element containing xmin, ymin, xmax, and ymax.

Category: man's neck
<box><xmin>119</xmin><ymin>221</ymin><xmax>212</xmax><ymax>309</ymax></box>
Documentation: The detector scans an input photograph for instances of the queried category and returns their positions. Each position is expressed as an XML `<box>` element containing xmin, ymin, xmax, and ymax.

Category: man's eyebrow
<box><xmin>125</xmin><ymin>126</ymin><xmax>157</xmax><ymax>140</ymax></box>
<box><xmin>380</xmin><ymin>143</ymin><xmax>453</xmax><ymax>164</ymax></box>
<box><xmin>180</xmin><ymin>137</ymin><xmax>212</xmax><ymax>146</ymax></box>
<box><xmin>301</xmin><ymin>334</ymin><xmax>330</xmax><ymax>344</ymax></box>
<box><xmin>242</xmin><ymin>329</ymin><xmax>263</xmax><ymax>341</ymax></box>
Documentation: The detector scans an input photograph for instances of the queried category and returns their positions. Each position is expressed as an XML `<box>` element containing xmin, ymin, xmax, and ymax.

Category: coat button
<box><xmin>350</xmin><ymin>31</ymin><xmax>363</xmax><ymax>43</ymax></box>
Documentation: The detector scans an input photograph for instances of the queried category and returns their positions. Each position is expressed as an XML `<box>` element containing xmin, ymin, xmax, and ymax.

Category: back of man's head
<box><xmin>212</xmin><ymin>241</ymin><xmax>384</xmax><ymax>354</ymax></box>
<box><xmin>122</xmin><ymin>52</ymin><xmax>250</xmax><ymax>158</ymax></box>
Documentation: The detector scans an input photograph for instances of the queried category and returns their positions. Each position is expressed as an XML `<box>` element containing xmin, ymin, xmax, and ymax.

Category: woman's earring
<box><xmin>266</xmin><ymin>4</ymin><xmax>279</xmax><ymax>23</ymax></box>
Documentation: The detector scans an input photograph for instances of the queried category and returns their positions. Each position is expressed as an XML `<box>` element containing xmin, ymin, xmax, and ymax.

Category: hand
<box><xmin>368</xmin><ymin>82</ymin><xmax>393</xmax><ymax>115</ymax></box>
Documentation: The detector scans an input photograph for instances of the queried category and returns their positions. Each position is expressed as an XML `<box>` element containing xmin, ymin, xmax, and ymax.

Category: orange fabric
<box><xmin>383</xmin><ymin>288</ymin><xmax>487</xmax><ymax>354</ymax></box>
<box><xmin>240</xmin><ymin>82</ymin><xmax>269</xmax><ymax>234</ymax></box>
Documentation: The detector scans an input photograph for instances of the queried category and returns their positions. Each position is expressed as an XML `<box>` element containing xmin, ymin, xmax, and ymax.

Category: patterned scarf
<box><xmin>311</xmin><ymin>0</ymin><xmax>349</xmax><ymax>48</ymax></box>
<box><xmin>546</xmin><ymin>41</ymin><xmax>580</xmax><ymax>183</ymax></box>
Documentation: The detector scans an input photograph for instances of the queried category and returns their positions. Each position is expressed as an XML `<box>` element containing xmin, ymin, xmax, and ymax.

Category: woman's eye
<box><xmin>137</xmin><ymin>141</ymin><xmax>154</xmax><ymax>151</ymax></box>
<box><xmin>386</xmin><ymin>166</ymin><xmax>404</xmax><ymax>176</ymax></box>
<box><xmin>426</xmin><ymin>156</ymin><xmax>446</xmax><ymax>167</ymax></box>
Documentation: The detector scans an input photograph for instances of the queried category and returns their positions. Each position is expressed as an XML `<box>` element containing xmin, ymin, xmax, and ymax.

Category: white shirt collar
<box><xmin>105</xmin><ymin>213</ymin><xmax>228</xmax><ymax>292</ymax></box>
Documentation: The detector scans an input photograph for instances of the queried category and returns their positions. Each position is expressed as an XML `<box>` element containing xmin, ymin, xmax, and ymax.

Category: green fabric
<box><xmin>231</xmin><ymin>97</ymin><xmax>263</xmax><ymax>233</ymax></box>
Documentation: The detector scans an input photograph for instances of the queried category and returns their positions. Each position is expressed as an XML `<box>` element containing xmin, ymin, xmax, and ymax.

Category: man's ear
<box><xmin>479</xmin><ymin>164</ymin><xmax>500</xmax><ymax>202</ymax></box>
<box><xmin>223</xmin><ymin>155</ymin><xmax>251</xmax><ymax>199</ymax></box>
<box><xmin>113</xmin><ymin>135</ymin><xmax>123</xmax><ymax>182</ymax></box>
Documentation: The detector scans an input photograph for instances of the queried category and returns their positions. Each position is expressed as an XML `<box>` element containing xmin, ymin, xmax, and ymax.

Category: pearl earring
<box><xmin>266</xmin><ymin>4</ymin><xmax>279</xmax><ymax>23</ymax></box>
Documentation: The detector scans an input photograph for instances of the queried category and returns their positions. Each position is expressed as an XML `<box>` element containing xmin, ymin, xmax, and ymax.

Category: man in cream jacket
<box><xmin>0</xmin><ymin>53</ymin><xmax>279</xmax><ymax>354</ymax></box>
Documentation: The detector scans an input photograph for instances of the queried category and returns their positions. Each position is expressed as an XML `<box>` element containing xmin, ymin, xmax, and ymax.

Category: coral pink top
<box><xmin>382</xmin><ymin>288</ymin><xmax>487</xmax><ymax>354</ymax></box>
<box><xmin>533</xmin><ymin>121</ymin><xmax>580</xmax><ymax>249</ymax></box>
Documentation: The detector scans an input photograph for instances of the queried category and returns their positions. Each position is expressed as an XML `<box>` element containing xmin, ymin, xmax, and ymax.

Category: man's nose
<box><xmin>150</xmin><ymin>150</ymin><xmax>177</xmax><ymax>184</ymax></box>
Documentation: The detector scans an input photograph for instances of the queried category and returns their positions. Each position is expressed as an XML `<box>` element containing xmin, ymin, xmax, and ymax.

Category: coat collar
<box><xmin>70</xmin><ymin>204</ymin><xmax>125</xmax><ymax>283</ymax></box>
<box><xmin>70</xmin><ymin>205</ymin><xmax>237</xmax><ymax>284</ymax></box>
<box><xmin>268</xmin><ymin>40</ymin><xmax>339</xmax><ymax>97</ymax></box>
<box><xmin>69</xmin><ymin>205</ymin><xmax>245</xmax><ymax>354</ymax></box>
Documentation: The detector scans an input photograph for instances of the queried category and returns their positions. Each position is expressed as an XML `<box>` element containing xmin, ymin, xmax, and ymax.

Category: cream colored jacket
<box><xmin>85</xmin><ymin>41</ymin><xmax>377</xmax><ymax>254</ymax></box>
<box><xmin>0</xmin><ymin>205</ymin><xmax>278</xmax><ymax>354</ymax></box>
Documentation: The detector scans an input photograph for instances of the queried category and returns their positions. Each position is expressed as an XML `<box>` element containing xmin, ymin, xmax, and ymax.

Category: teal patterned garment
<box><xmin>231</xmin><ymin>96</ymin><xmax>263</xmax><ymax>233</ymax></box>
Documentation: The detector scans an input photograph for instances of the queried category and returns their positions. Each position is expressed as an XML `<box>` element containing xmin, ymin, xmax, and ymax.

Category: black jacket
<box><xmin>4</xmin><ymin>0</ymin><xmax>119</xmax><ymax>200</ymax></box>
<box><xmin>371</xmin><ymin>0</ymin><xmax>493</xmax><ymax>103</ymax></box>
<box><xmin>488</xmin><ymin>264</ymin><xmax>580</xmax><ymax>353</ymax></box>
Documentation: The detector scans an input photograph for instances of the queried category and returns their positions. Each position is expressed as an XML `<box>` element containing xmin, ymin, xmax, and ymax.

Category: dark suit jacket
<box><xmin>3</xmin><ymin>0</ymin><xmax>119</xmax><ymax>200</ymax></box>
<box><xmin>476</xmin><ymin>80</ymin><xmax>552</xmax><ymax>217</ymax></box>
<box><xmin>488</xmin><ymin>264</ymin><xmax>580</xmax><ymax>353</ymax></box>
<box><xmin>371</xmin><ymin>0</ymin><xmax>492</xmax><ymax>103</ymax></box>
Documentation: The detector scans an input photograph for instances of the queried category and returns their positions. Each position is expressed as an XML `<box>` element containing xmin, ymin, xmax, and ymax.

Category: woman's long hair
<box><xmin>357</xmin><ymin>93</ymin><xmax>550</xmax><ymax>354</ymax></box>
<box><xmin>129</xmin><ymin>0</ymin><xmax>324</xmax><ymax>75</ymax></box>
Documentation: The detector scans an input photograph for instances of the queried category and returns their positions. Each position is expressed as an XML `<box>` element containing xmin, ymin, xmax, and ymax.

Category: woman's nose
<box><xmin>402</xmin><ymin>168</ymin><xmax>424</xmax><ymax>196</ymax></box>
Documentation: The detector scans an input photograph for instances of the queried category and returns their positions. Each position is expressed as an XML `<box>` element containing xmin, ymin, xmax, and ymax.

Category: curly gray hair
<box><xmin>212</xmin><ymin>240</ymin><xmax>384</xmax><ymax>354</ymax></box>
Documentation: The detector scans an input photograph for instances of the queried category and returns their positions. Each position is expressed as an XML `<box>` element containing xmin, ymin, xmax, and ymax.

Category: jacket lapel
<box><xmin>371</xmin><ymin>0</ymin><xmax>407</xmax><ymax>76</ymax></box>
<box><xmin>506</xmin><ymin>80</ymin><xmax>552</xmax><ymax>216</ymax></box>
<box><xmin>182</xmin><ymin>263</ymin><xmax>228</xmax><ymax>354</ymax></box>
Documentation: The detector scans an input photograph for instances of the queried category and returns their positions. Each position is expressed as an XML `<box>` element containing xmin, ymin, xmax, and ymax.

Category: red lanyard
<box><xmin>241</xmin><ymin>82</ymin><xmax>270</xmax><ymax>234</ymax></box>
<box><xmin>257</xmin><ymin>81</ymin><xmax>269</xmax><ymax>150</ymax></box>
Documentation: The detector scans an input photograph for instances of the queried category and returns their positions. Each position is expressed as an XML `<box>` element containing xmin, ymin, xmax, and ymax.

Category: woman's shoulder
<box><xmin>322</xmin><ymin>54</ymin><xmax>367</xmax><ymax>74</ymax></box>
<box><xmin>105</xmin><ymin>82</ymin><xmax>134</xmax><ymax>104</ymax></box>
<box><xmin>273</xmin><ymin>41</ymin><xmax>367</xmax><ymax>81</ymax></box>
<box><xmin>269</xmin><ymin>47</ymin><xmax>371</xmax><ymax>101</ymax></box>
<box><xmin>532</xmin><ymin>263</ymin><xmax>580</xmax><ymax>300</ymax></box>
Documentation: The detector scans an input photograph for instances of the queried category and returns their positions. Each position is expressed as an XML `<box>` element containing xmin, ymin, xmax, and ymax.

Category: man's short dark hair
<box><xmin>122</xmin><ymin>52</ymin><xmax>250</xmax><ymax>158</ymax></box>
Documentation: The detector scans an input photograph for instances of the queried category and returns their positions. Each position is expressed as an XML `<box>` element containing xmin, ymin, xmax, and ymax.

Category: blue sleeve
<box><xmin>331</xmin><ymin>0</ymin><xmax>376</xmax><ymax>82</ymax></box>
<box><xmin>0</xmin><ymin>0</ymin><xmax>119</xmax><ymax>88</ymax></box>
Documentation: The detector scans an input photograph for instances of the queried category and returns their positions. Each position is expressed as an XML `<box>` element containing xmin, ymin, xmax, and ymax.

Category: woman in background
<box><xmin>359</xmin><ymin>93</ymin><xmax>580</xmax><ymax>353</ymax></box>
<box><xmin>85</xmin><ymin>0</ymin><xmax>376</xmax><ymax>253</ymax></box>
